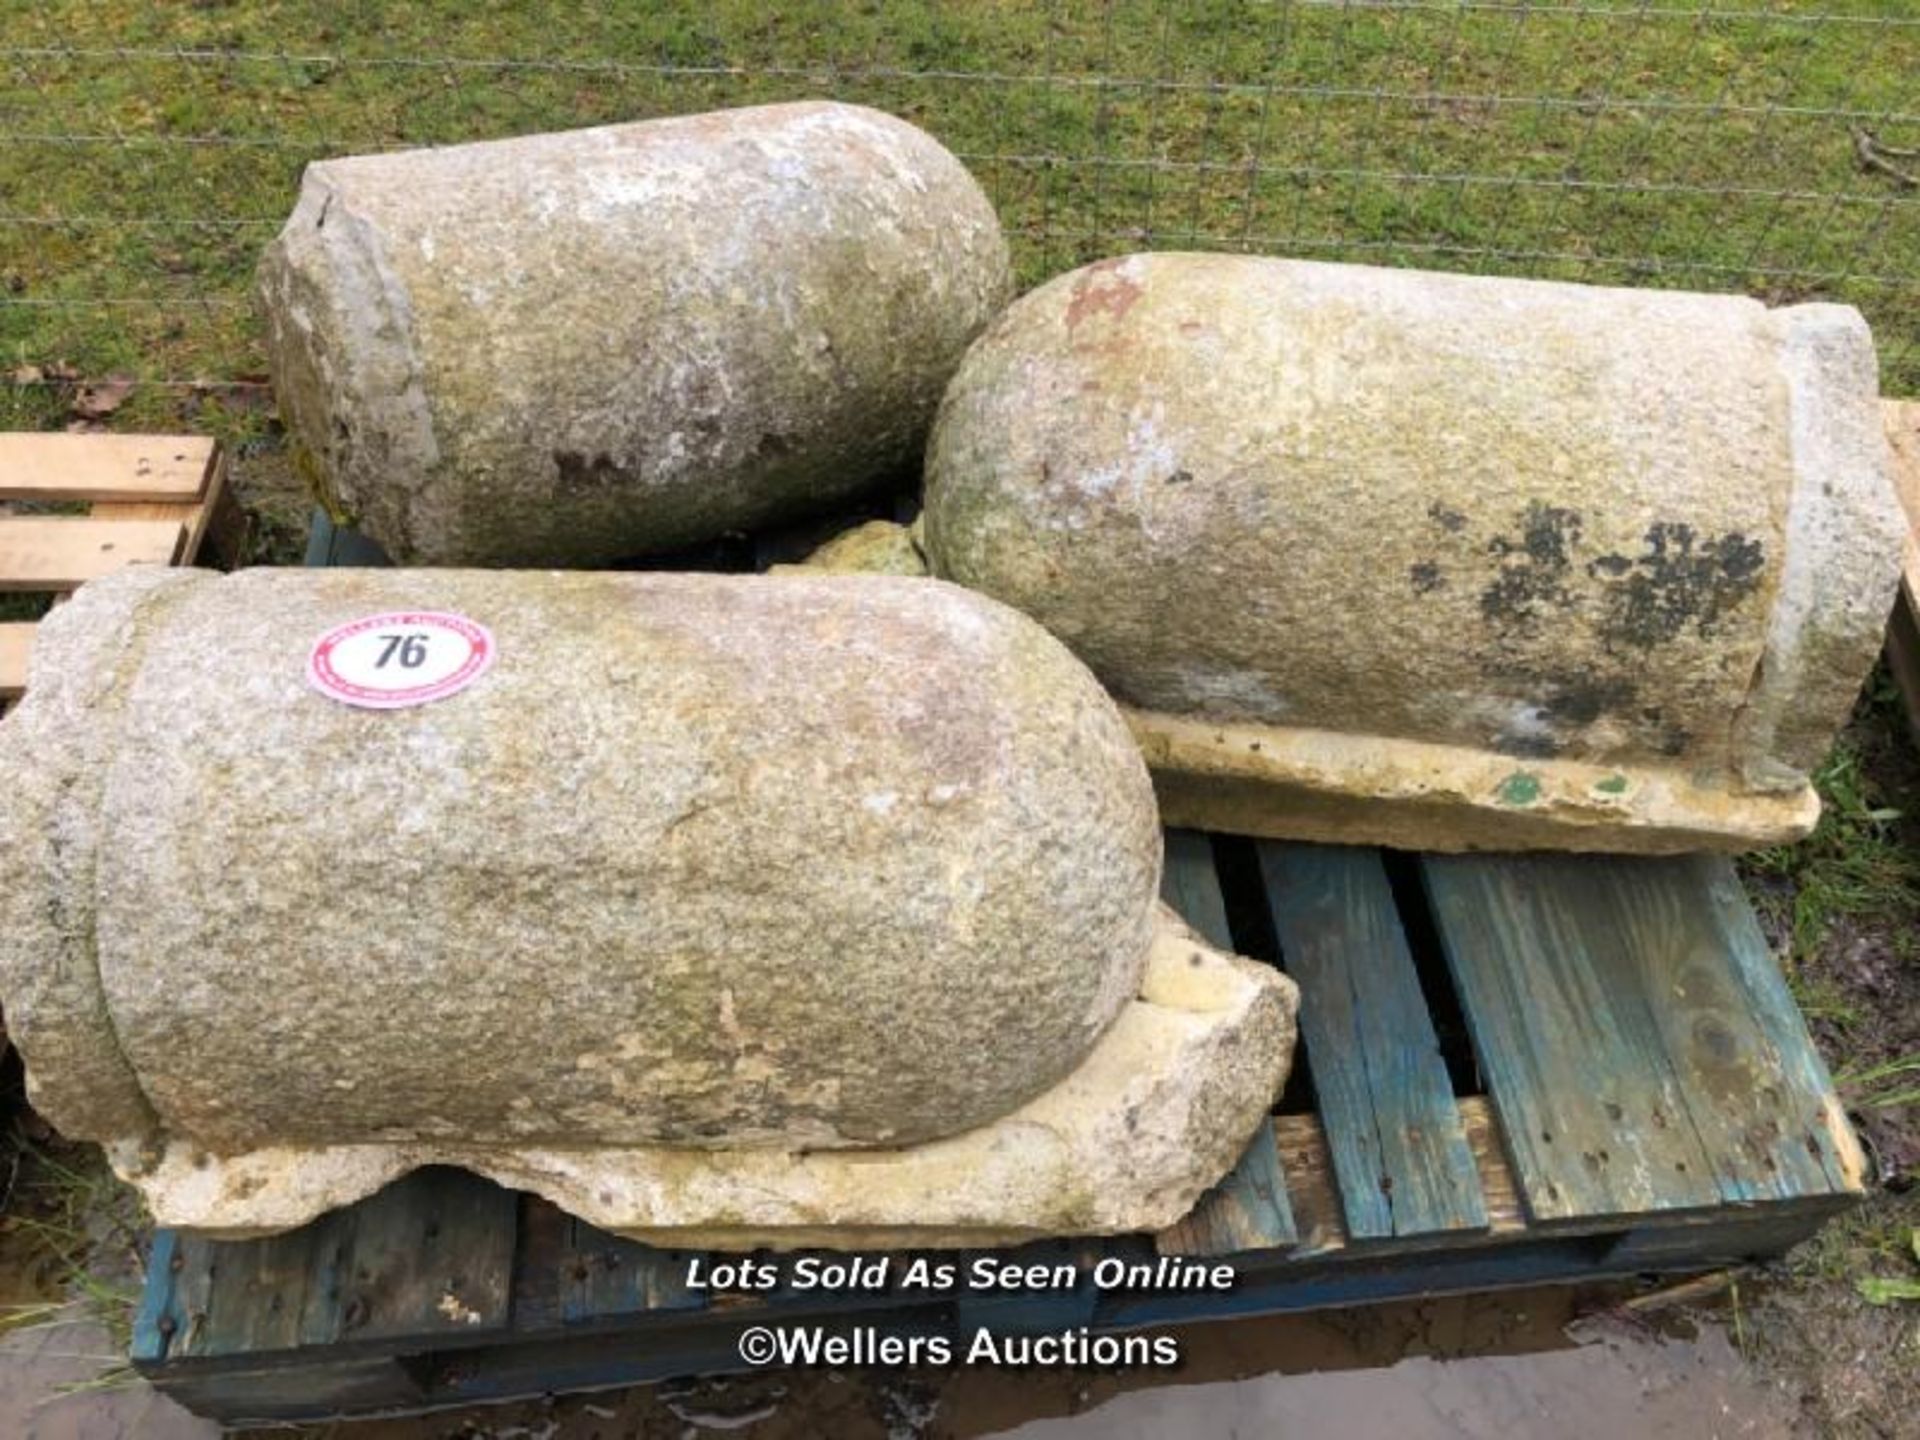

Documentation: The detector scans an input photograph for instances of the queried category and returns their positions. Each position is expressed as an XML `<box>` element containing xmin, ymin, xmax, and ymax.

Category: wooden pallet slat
<box><xmin>0</xmin><ymin>517</ymin><xmax>185</xmax><ymax>591</ymax></box>
<box><xmin>92</xmin><ymin>464</ymin><xmax>232</xmax><ymax>566</ymax></box>
<box><xmin>0</xmin><ymin>432</ymin><xmax>216</xmax><ymax>503</ymax></box>
<box><xmin>1160</xmin><ymin>828</ymin><xmax>1234</xmax><ymax>947</ymax></box>
<box><xmin>0</xmin><ymin>621</ymin><xmax>33</xmax><ymax>700</ymax></box>
<box><xmin>144</xmin><ymin>1170</ymin><xmax>519</xmax><ymax>1366</ymax></box>
<box><xmin>1423</xmin><ymin>854</ymin><xmax>1753</xmax><ymax>1222</ymax></box>
<box><xmin>1156</xmin><ymin>830</ymin><xmax>1299</xmax><ymax>1256</ymax></box>
<box><xmin>339</xmin><ymin>1169</ymin><xmax>518</xmax><ymax>1346</ymax></box>
<box><xmin>559</xmin><ymin>1218</ymin><xmax>707</xmax><ymax>1324</ymax></box>
<box><xmin>1421</xmin><ymin>854</ymin><xmax>1723</xmax><ymax>1221</ymax></box>
<box><xmin>132</xmin><ymin>1229</ymin><xmax>214</xmax><ymax>1364</ymax></box>
<box><xmin>1581</xmin><ymin>857</ymin><xmax>1837</xmax><ymax>1205</ymax></box>
<box><xmin>303</xmin><ymin>508</ymin><xmax>391</xmax><ymax>569</ymax></box>
<box><xmin>1879</xmin><ymin>399</ymin><xmax>1920</xmax><ymax>741</ymax></box>
<box><xmin>0</xmin><ymin>432</ymin><xmax>234</xmax><ymax>711</ymax></box>
<box><xmin>1694</xmin><ymin>855</ymin><xmax>1871</xmax><ymax>1196</ymax></box>
<box><xmin>1267</xmin><ymin>1097</ymin><xmax>1524</xmax><ymax>1260</ymax></box>
<box><xmin>1258</xmin><ymin>842</ymin><xmax>1489</xmax><ymax>1241</ymax></box>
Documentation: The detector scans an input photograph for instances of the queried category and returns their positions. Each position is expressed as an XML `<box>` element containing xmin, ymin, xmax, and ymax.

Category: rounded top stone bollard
<box><xmin>258</xmin><ymin>102</ymin><xmax>1012</xmax><ymax>566</ymax></box>
<box><xmin>922</xmin><ymin>252</ymin><xmax>1904</xmax><ymax>853</ymax></box>
<box><xmin>0</xmin><ymin>567</ymin><xmax>1160</xmax><ymax>1161</ymax></box>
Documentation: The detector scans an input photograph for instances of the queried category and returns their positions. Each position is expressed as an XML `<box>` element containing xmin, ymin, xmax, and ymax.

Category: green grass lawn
<box><xmin>2</xmin><ymin>0</ymin><xmax>1918</xmax><ymax>446</ymax></box>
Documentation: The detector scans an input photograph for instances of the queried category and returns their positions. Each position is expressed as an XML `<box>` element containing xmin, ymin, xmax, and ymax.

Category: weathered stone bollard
<box><xmin>259</xmin><ymin>102</ymin><xmax>1011</xmax><ymax>567</ymax></box>
<box><xmin>923</xmin><ymin>253</ymin><xmax>1903</xmax><ymax>854</ymax></box>
<box><xmin>0</xmin><ymin>567</ymin><xmax>1296</xmax><ymax>1246</ymax></box>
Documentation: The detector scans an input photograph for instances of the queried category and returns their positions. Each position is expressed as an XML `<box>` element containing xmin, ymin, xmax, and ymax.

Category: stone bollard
<box><xmin>923</xmin><ymin>253</ymin><xmax>1904</xmax><ymax>854</ymax></box>
<box><xmin>0</xmin><ymin>567</ymin><xmax>1296</xmax><ymax>1247</ymax></box>
<box><xmin>259</xmin><ymin>103</ymin><xmax>1011</xmax><ymax>567</ymax></box>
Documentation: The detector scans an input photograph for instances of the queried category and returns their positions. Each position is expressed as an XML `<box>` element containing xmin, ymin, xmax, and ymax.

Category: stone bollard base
<box><xmin>109</xmin><ymin>909</ymin><xmax>1297</xmax><ymax>1250</ymax></box>
<box><xmin>1128</xmin><ymin>709</ymin><xmax>1821</xmax><ymax>856</ymax></box>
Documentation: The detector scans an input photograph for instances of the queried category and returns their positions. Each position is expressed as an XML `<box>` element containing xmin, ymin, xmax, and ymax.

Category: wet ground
<box><xmin>348</xmin><ymin>1284</ymin><xmax>1812</xmax><ymax>1440</ymax></box>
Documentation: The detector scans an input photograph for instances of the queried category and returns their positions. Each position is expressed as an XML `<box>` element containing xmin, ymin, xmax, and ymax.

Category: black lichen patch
<box><xmin>1598</xmin><ymin>522</ymin><xmax>1766</xmax><ymax>651</ymax></box>
<box><xmin>1428</xmin><ymin>500</ymin><xmax>1468</xmax><ymax>533</ymax></box>
<box><xmin>1409</xmin><ymin>560</ymin><xmax>1444</xmax><ymax>594</ymax></box>
<box><xmin>1481</xmin><ymin>670</ymin><xmax>1641</xmax><ymax>759</ymax></box>
<box><xmin>1541</xmin><ymin>672</ymin><xmax>1638</xmax><ymax>728</ymax></box>
<box><xmin>1587</xmin><ymin>552</ymin><xmax>1634</xmax><ymax>578</ymax></box>
<box><xmin>553</xmin><ymin>449</ymin><xmax>629</xmax><ymax>495</ymax></box>
<box><xmin>1479</xmin><ymin>502</ymin><xmax>1584</xmax><ymax>634</ymax></box>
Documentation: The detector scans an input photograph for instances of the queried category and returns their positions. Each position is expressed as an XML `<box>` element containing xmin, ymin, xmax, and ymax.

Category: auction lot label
<box><xmin>307</xmin><ymin>612</ymin><xmax>494</xmax><ymax>710</ymax></box>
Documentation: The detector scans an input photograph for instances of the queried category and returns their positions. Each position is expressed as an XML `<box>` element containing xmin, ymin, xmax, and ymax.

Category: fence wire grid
<box><xmin>3</xmin><ymin>0</ymin><xmax>1919</xmax><ymax>437</ymax></box>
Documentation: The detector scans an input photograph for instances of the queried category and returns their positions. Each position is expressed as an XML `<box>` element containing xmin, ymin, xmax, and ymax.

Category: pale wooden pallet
<box><xmin>1883</xmin><ymin>399</ymin><xmax>1920</xmax><ymax>744</ymax></box>
<box><xmin>0</xmin><ymin>432</ymin><xmax>230</xmax><ymax>705</ymax></box>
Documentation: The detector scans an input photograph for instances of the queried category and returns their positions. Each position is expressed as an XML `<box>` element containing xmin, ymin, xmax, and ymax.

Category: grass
<box><xmin>2</xmin><ymin>0</ymin><xmax>1919</xmax><ymax>436</ymax></box>
<box><xmin>1</xmin><ymin>0</ymin><xmax>1918</xmax><ymax>1411</ymax></box>
<box><xmin>1838</xmin><ymin>1054</ymin><xmax>1920</xmax><ymax>1113</ymax></box>
<box><xmin>1745</xmin><ymin>673</ymin><xmax>1920</xmax><ymax>973</ymax></box>
<box><xmin>1742</xmin><ymin>674</ymin><xmax>1920</xmax><ymax>1162</ymax></box>
<box><xmin>0</xmin><ymin>1124</ymin><xmax>150</xmax><ymax>1400</ymax></box>
<box><xmin>1785</xmin><ymin>1185</ymin><xmax>1920</xmax><ymax>1285</ymax></box>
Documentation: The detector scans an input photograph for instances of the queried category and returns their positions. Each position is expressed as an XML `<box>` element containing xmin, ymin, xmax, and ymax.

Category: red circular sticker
<box><xmin>307</xmin><ymin>611</ymin><xmax>495</xmax><ymax>710</ymax></box>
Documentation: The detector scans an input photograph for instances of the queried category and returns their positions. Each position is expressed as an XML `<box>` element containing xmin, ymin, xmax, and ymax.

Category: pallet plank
<box><xmin>1258</xmin><ymin>843</ymin><xmax>1488</xmax><ymax>1240</ymax></box>
<box><xmin>303</xmin><ymin>506</ymin><xmax>391</xmax><ymax>568</ymax></box>
<box><xmin>0</xmin><ymin>432</ymin><xmax>214</xmax><ymax>503</ymax></box>
<box><xmin>294</xmin><ymin>1205</ymin><xmax>362</xmax><ymax>1348</ymax></box>
<box><xmin>0</xmin><ymin>517</ymin><xmax>184</xmax><ymax>590</ymax></box>
<box><xmin>1694</xmin><ymin>855</ymin><xmax>1870</xmax><ymax>1196</ymax></box>
<box><xmin>93</xmin><ymin>440</ymin><xmax>231</xmax><ymax>564</ymax></box>
<box><xmin>1168</xmin><ymin>1096</ymin><xmax>1522</xmax><ymax>1262</ymax></box>
<box><xmin>1160</xmin><ymin>828</ymin><xmax>1234</xmax><ymax>948</ymax></box>
<box><xmin>1421</xmin><ymin>853</ymin><xmax>1726</xmax><ymax>1222</ymax></box>
<box><xmin>1564</xmin><ymin>856</ymin><xmax>1834</xmax><ymax>1205</ymax></box>
<box><xmin>150</xmin><ymin>1357</ymin><xmax>427</xmax><ymax>1423</ymax></box>
<box><xmin>1157</xmin><ymin>829</ymin><xmax>1297</xmax><ymax>1255</ymax></box>
<box><xmin>153</xmin><ymin>1169</ymin><xmax>518</xmax><ymax>1361</ymax></box>
<box><xmin>1881</xmin><ymin>399</ymin><xmax>1920</xmax><ymax>742</ymax></box>
<box><xmin>144</xmin><ymin>1223</ymin><xmax>310</xmax><ymax>1363</ymax></box>
<box><xmin>1884</xmin><ymin>400</ymin><xmax>1920</xmax><ymax>607</ymax></box>
<box><xmin>131</xmin><ymin>1229</ymin><xmax>198</xmax><ymax>1364</ymax></box>
<box><xmin>561</xmin><ymin>1222</ymin><xmax>706</xmax><ymax>1323</ymax></box>
<box><xmin>0</xmin><ymin>621</ymin><xmax>31</xmax><ymax>699</ymax></box>
<box><xmin>330</xmin><ymin>1168</ymin><xmax>518</xmax><ymax>1345</ymax></box>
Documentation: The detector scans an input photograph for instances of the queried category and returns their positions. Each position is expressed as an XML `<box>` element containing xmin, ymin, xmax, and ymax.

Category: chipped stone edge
<box><xmin>0</xmin><ymin>568</ymin><xmax>212</xmax><ymax>1148</ymax></box>
<box><xmin>1128</xmin><ymin>708</ymin><xmax>1820</xmax><ymax>855</ymax></box>
<box><xmin>767</xmin><ymin>518</ymin><xmax>930</xmax><ymax>577</ymax></box>
<box><xmin>256</xmin><ymin>166</ymin><xmax>441</xmax><ymax>557</ymax></box>
<box><xmin>108</xmin><ymin>907</ymin><xmax>1298</xmax><ymax>1250</ymax></box>
<box><xmin>1730</xmin><ymin>303</ymin><xmax>1905</xmax><ymax>789</ymax></box>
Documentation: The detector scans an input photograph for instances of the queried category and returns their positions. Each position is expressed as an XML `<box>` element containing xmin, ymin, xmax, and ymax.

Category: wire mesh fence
<box><xmin>2</xmin><ymin>0</ymin><xmax>1918</xmax><ymax>439</ymax></box>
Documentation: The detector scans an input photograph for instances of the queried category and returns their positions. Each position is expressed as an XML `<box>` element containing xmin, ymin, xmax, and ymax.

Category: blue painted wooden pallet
<box><xmin>126</xmin><ymin>513</ymin><xmax>1867</xmax><ymax>1425</ymax></box>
